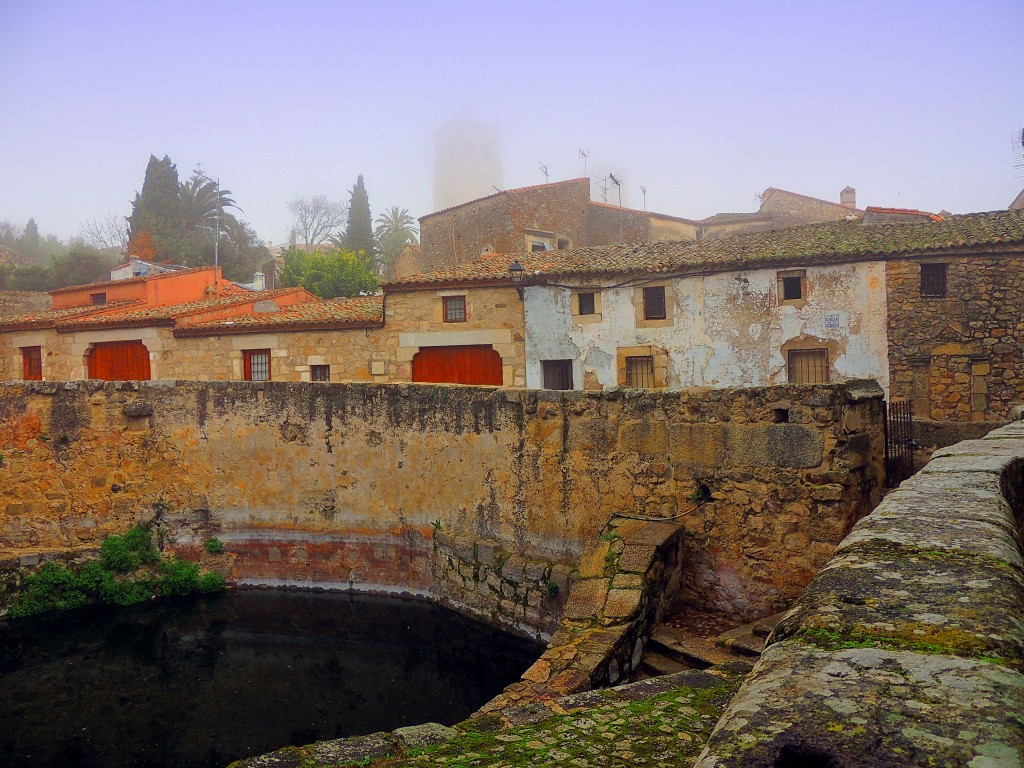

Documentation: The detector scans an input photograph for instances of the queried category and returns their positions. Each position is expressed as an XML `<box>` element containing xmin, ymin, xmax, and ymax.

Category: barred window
<box><xmin>920</xmin><ymin>263</ymin><xmax>947</xmax><ymax>297</ymax></box>
<box><xmin>626</xmin><ymin>356</ymin><xmax>655</xmax><ymax>388</ymax></box>
<box><xmin>788</xmin><ymin>349</ymin><xmax>829</xmax><ymax>384</ymax></box>
<box><xmin>310</xmin><ymin>364</ymin><xmax>331</xmax><ymax>382</ymax></box>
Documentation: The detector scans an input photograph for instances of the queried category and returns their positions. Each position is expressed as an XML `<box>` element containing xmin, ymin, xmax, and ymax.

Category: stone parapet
<box><xmin>695</xmin><ymin>420</ymin><xmax>1024</xmax><ymax>767</ymax></box>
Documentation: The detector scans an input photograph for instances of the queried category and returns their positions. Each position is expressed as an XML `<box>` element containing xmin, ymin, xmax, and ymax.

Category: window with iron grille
<box><xmin>643</xmin><ymin>286</ymin><xmax>666</xmax><ymax>320</ymax></box>
<box><xmin>310</xmin><ymin>364</ymin><xmax>331</xmax><ymax>382</ymax></box>
<box><xmin>542</xmin><ymin>359</ymin><xmax>573</xmax><ymax>390</ymax></box>
<box><xmin>787</xmin><ymin>349</ymin><xmax>829</xmax><ymax>384</ymax></box>
<box><xmin>243</xmin><ymin>349</ymin><xmax>271</xmax><ymax>381</ymax></box>
<box><xmin>920</xmin><ymin>263</ymin><xmax>947</xmax><ymax>297</ymax></box>
<box><xmin>577</xmin><ymin>291</ymin><xmax>596</xmax><ymax>315</ymax></box>
<box><xmin>626</xmin><ymin>356</ymin><xmax>655</xmax><ymax>388</ymax></box>
<box><xmin>90</xmin><ymin>292</ymin><xmax>107</xmax><ymax>305</ymax></box>
<box><xmin>20</xmin><ymin>346</ymin><xmax>42</xmax><ymax>380</ymax></box>
<box><xmin>443</xmin><ymin>295</ymin><xmax>466</xmax><ymax>322</ymax></box>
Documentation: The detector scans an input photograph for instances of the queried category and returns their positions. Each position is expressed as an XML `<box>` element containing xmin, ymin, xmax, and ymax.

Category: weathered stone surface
<box><xmin>305</xmin><ymin>732</ymin><xmax>398</xmax><ymax>765</ymax></box>
<box><xmin>695</xmin><ymin>644</ymin><xmax>1024</xmax><ymax>768</ymax></box>
<box><xmin>393</xmin><ymin>723</ymin><xmax>457</xmax><ymax>749</ymax></box>
<box><xmin>603</xmin><ymin>588</ymin><xmax>642</xmax><ymax>619</ymax></box>
<box><xmin>562</xmin><ymin>578</ymin><xmax>608</xmax><ymax>620</ymax></box>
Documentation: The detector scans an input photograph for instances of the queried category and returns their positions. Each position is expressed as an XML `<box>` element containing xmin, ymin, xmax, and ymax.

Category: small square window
<box><xmin>243</xmin><ymin>349</ymin><xmax>271</xmax><ymax>381</ymax></box>
<box><xmin>643</xmin><ymin>286</ymin><xmax>666</xmax><ymax>320</ymax></box>
<box><xmin>90</xmin><ymin>292</ymin><xmax>107</xmax><ymax>305</ymax></box>
<box><xmin>920</xmin><ymin>263</ymin><xmax>947</xmax><ymax>297</ymax></box>
<box><xmin>21</xmin><ymin>346</ymin><xmax>42</xmax><ymax>380</ymax></box>
<box><xmin>311</xmin><ymin>364</ymin><xmax>331</xmax><ymax>382</ymax></box>
<box><xmin>530</xmin><ymin>241</ymin><xmax>549</xmax><ymax>252</ymax></box>
<box><xmin>443</xmin><ymin>296</ymin><xmax>466</xmax><ymax>322</ymax></box>
<box><xmin>556</xmin><ymin>238</ymin><xmax>571</xmax><ymax>250</ymax></box>
<box><xmin>626</xmin><ymin>356</ymin><xmax>655</xmax><ymax>388</ymax></box>
<box><xmin>777</xmin><ymin>270</ymin><xmax>806</xmax><ymax>304</ymax></box>
<box><xmin>788</xmin><ymin>349</ymin><xmax>829</xmax><ymax>384</ymax></box>
<box><xmin>578</xmin><ymin>292</ymin><xmax>596</xmax><ymax>316</ymax></box>
<box><xmin>542</xmin><ymin>359</ymin><xmax>573</xmax><ymax>390</ymax></box>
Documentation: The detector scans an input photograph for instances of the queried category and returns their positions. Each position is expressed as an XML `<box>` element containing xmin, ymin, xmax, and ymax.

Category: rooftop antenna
<box><xmin>609</xmin><ymin>173</ymin><xmax>623</xmax><ymax>239</ymax></box>
<box><xmin>1012</xmin><ymin>128</ymin><xmax>1024</xmax><ymax>172</ymax></box>
<box><xmin>640</xmin><ymin>185</ymin><xmax>647</xmax><ymax>212</ymax></box>
<box><xmin>578</xmin><ymin>149</ymin><xmax>589</xmax><ymax>178</ymax></box>
<box><xmin>597</xmin><ymin>175</ymin><xmax>610</xmax><ymax>202</ymax></box>
<box><xmin>492</xmin><ymin>185</ymin><xmax>504</xmax><ymax>193</ymax></box>
<box><xmin>538</xmin><ymin>162</ymin><xmax>549</xmax><ymax>183</ymax></box>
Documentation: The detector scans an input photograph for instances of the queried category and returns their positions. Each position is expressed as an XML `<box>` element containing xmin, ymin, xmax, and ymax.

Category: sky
<box><xmin>1</xmin><ymin>0</ymin><xmax>1022</xmax><ymax>245</ymax></box>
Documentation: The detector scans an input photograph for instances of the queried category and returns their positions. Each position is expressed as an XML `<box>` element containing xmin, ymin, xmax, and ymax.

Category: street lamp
<box><xmin>508</xmin><ymin>259</ymin><xmax>525</xmax><ymax>299</ymax></box>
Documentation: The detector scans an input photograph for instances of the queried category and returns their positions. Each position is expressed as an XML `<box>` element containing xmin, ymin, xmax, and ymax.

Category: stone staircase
<box><xmin>635</xmin><ymin>610</ymin><xmax>788</xmax><ymax>679</ymax></box>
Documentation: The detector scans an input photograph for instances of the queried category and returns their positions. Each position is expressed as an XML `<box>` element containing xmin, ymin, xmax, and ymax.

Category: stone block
<box><xmin>562</xmin><ymin>577</ymin><xmax>609</xmax><ymax>620</ymax></box>
<box><xmin>669</xmin><ymin>423</ymin><xmax>725</xmax><ymax>467</ymax></box>
<box><xmin>726</xmin><ymin>424</ymin><xmax>824</xmax><ymax>468</ymax></box>
<box><xmin>623</xmin><ymin>520</ymin><xmax>678</xmax><ymax>547</ymax></box>
<box><xmin>618</xmin><ymin>420</ymin><xmax>668</xmax><ymax>455</ymax></box>
<box><xmin>617</xmin><ymin>545</ymin><xmax>656</xmax><ymax>574</ymax></box>
<box><xmin>577</xmin><ymin>541</ymin><xmax>611</xmax><ymax>578</ymax></box>
<box><xmin>604</xmin><ymin>588</ymin><xmax>642</xmax><ymax>619</ymax></box>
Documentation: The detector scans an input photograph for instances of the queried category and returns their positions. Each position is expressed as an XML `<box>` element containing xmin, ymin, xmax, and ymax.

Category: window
<box><xmin>542</xmin><ymin>360</ymin><xmax>573</xmax><ymax>390</ymax></box>
<box><xmin>243</xmin><ymin>349</ymin><xmax>271</xmax><ymax>381</ymax></box>
<box><xmin>443</xmin><ymin>295</ymin><xmax>466</xmax><ymax>322</ymax></box>
<box><xmin>920</xmin><ymin>263</ymin><xmax>947</xmax><ymax>298</ymax></box>
<box><xmin>787</xmin><ymin>349</ymin><xmax>829</xmax><ymax>384</ymax></box>
<box><xmin>643</xmin><ymin>286</ymin><xmax>666</xmax><ymax>320</ymax></box>
<box><xmin>530</xmin><ymin>241</ymin><xmax>550</xmax><ymax>252</ymax></box>
<box><xmin>578</xmin><ymin>292</ymin><xmax>596</xmax><ymax>316</ymax></box>
<box><xmin>556</xmin><ymin>238</ymin><xmax>571</xmax><ymax>250</ymax></box>
<box><xmin>777</xmin><ymin>270</ymin><xmax>806</xmax><ymax>305</ymax></box>
<box><xmin>626</xmin><ymin>356</ymin><xmax>655</xmax><ymax>388</ymax></box>
<box><xmin>20</xmin><ymin>346</ymin><xmax>42</xmax><ymax>380</ymax></box>
<box><xmin>311</xmin><ymin>364</ymin><xmax>331</xmax><ymax>382</ymax></box>
<box><xmin>90</xmin><ymin>292</ymin><xmax>107</xmax><ymax>305</ymax></box>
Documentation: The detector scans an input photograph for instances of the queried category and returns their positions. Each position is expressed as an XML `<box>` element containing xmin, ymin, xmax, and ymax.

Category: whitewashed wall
<box><xmin>524</xmin><ymin>262</ymin><xmax>889</xmax><ymax>391</ymax></box>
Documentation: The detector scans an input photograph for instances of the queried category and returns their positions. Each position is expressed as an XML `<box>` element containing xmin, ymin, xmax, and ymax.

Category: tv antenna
<box><xmin>1012</xmin><ymin>128</ymin><xmax>1024</xmax><ymax>172</ymax></box>
<box><xmin>538</xmin><ymin>162</ymin><xmax>549</xmax><ymax>183</ymax></box>
<box><xmin>640</xmin><ymin>185</ymin><xmax>647</xmax><ymax>212</ymax></box>
<box><xmin>609</xmin><ymin>173</ymin><xmax>623</xmax><ymax>239</ymax></box>
<box><xmin>578</xmin><ymin>149</ymin><xmax>589</xmax><ymax>178</ymax></box>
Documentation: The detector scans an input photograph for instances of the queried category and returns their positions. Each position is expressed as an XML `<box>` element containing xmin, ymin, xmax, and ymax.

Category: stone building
<box><xmin>410</xmin><ymin>178</ymin><xmax>699</xmax><ymax>277</ymax></box>
<box><xmin>696</xmin><ymin>186</ymin><xmax>861</xmax><ymax>240</ymax></box>
<box><xmin>433</xmin><ymin>117</ymin><xmax>504</xmax><ymax>212</ymax></box>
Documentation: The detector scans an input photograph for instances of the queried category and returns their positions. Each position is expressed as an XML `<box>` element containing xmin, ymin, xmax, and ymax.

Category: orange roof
<box><xmin>174</xmin><ymin>295</ymin><xmax>384</xmax><ymax>337</ymax></box>
<box><xmin>865</xmin><ymin>206</ymin><xmax>944</xmax><ymax>222</ymax></box>
<box><xmin>0</xmin><ymin>300</ymin><xmax>145</xmax><ymax>332</ymax></box>
<box><xmin>48</xmin><ymin>265</ymin><xmax>216</xmax><ymax>295</ymax></box>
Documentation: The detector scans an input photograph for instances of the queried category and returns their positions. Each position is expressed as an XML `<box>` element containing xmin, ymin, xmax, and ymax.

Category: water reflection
<box><xmin>0</xmin><ymin>588</ymin><xmax>542</xmax><ymax>768</ymax></box>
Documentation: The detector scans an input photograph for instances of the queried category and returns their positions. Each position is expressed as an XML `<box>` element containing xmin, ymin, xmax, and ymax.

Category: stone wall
<box><xmin>695</xmin><ymin>418</ymin><xmax>1024</xmax><ymax>767</ymax></box>
<box><xmin>887</xmin><ymin>252</ymin><xmax>1024</xmax><ymax>421</ymax></box>
<box><xmin>0</xmin><ymin>290</ymin><xmax>48</xmax><ymax>318</ymax></box>
<box><xmin>0</xmin><ymin>380</ymin><xmax>884</xmax><ymax>632</ymax></box>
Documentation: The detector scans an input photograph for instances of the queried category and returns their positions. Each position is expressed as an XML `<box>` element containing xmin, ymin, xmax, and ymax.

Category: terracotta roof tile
<box><xmin>421</xmin><ymin>178</ymin><xmax>592</xmax><ymax>220</ymax></box>
<box><xmin>174</xmin><ymin>295</ymin><xmax>384</xmax><ymax>337</ymax></box>
<box><xmin>55</xmin><ymin>289</ymin><xmax>306</xmax><ymax>332</ymax></box>
<box><xmin>0</xmin><ymin>300</ymin><xmax>145</xmax><ymax>331</ymax></box>
<box><xmin>384</xmin><ymin>209</ymin><xmax>1024</xmax><ymax>289</ymax></box>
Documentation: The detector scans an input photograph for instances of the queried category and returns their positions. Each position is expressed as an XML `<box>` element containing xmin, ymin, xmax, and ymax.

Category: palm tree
<box><xmin>373</xmin><ymin>206</ymin><xmax>418</xmax><ymax>279</ymax></box>
<box><xmin>180</xmin><ymin>173</ymin><xmax>239</xmax><ymax>232</ymax></box>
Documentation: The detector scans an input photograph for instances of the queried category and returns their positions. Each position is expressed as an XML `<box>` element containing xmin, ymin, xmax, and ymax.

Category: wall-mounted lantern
<box><xmin>508</xmin><ymin>259</ymin><xmax>525</xmax><ymax>300</ymax></box>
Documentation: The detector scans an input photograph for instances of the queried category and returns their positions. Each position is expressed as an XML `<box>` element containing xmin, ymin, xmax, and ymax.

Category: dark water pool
<box><xmin>0</xmin><ymin>588</ymin><xmax>543</xmax><ymax>768</ymax></box>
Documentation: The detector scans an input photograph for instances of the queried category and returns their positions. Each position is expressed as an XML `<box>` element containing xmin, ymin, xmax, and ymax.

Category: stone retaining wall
<box><xmin>695</xmin><ymin>417</ymin><xmax>1024</xmax><ymax>767</ymax></box>
<box><xmin>1</xmin><ymin>380</ymin><xmax>884</xmax><ymax>634</ymax></box>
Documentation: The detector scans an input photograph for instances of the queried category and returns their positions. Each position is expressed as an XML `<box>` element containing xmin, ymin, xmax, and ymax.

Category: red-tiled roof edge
<box><xmin>419</xmin><ymin>178</ymin><xmax>591</xmax><ymax>221</ymax></box>
<box><xmin>0</xmin><ymin>299</ymin><xmax>147</xmax><ymax>332</ymax></box>
<box><xmin>174</xmin><ymin>317</ymin><xmax>385</xmax><ymax>337</ymax></box>
<box><xmin>865</xmin><ymin>206</ymin><xmax>944</xmax><ymax>222</ymax></box>
<box><xmin>48</xmin><ymin>265</ymin><xmax>219</xmax><ymax>295</ymax></box>
<box><xmin>383</xmin><ymin>276</ymin><xmax>515</xmax><ymax>293</ymax></box>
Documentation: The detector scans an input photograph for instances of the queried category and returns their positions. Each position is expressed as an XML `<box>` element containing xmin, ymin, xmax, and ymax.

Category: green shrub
<box><xmin>203</xmin><ymin>537</ymin><xmax>225</xmax><ymax>555</ymax></box>
<box><xmin>101</xmin><ymin>525</ymin><xmax>158</xmax><ymax>572</ymax></box>
<box><xmin>9</xmin><ymin>563</ymin><xmax>89</xmax><ymax>617</ymax></box>
<box><xmin>157</xmin><ymin>558</ymin><xmax>200</xmax><ymax>596</ymax></box>
<box><xmin>196</xmin><ymin>572</ymin><xmax>226</xmax><ymax>593</ymax></box>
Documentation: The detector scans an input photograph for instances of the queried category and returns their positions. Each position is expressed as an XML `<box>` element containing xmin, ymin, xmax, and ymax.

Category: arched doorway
<box><xmin>87</xmin><ymin>340</ymin><xmax>152</xmax><ymax>381</ymax></box>
<box><xmin>411</xmin><ymin>345</ymin><xmax>503</xmax><ymax>385</ymax></box>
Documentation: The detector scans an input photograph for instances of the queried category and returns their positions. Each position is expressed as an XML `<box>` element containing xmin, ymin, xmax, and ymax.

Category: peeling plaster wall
<box><xmin>525</xmin><ymin>262</ymin><xmax>889</xmax><ymax>392</ymax></box>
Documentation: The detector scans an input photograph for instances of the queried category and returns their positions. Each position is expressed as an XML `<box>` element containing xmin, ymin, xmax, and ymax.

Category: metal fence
<box><xmin>884</xmin><ymin>399</ymin><xmax>915</xmax><ymax>487</ymax></box>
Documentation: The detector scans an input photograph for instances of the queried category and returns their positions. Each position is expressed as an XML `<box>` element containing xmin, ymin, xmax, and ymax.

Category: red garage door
<box><xmin>87</xmin><ymin>340</ymin><xmax>152</xmax><ymax>381</ymax></box>
<box><xmin>411</xmin><ymin>345</ymin><xmax>503</xmax><ymax>385</ymax></box>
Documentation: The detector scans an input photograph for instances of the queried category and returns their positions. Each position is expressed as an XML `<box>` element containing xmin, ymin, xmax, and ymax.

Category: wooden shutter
<box><xmin>21</xmin><ymin>347</ymin><xmax>42</xmax><ymax>380</ymax></box>
<box><xmin>411</xmin><ymin>345</ymin><xmax>503</xmax><ymax>385</ymax></box>
<box><xmin>87</xmin><ymin>341</ymin><xmax>151</xmax><ymax>381</ymax></box>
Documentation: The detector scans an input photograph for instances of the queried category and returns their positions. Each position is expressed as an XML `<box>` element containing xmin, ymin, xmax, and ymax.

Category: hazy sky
<box><xmin>1</xmin><ymin>0</ymin><xmax>1022</xmax><ymax>244</ymax></box>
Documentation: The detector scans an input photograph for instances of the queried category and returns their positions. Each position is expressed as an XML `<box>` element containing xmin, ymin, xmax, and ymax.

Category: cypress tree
<box><xmin>341</xmin><ymin>174</ymin><xmax>376</xmax><ymax>265</ymax></box>
<box><xmin>127</xmin><ymin>155</ymin><xmax>186</xmax><ymax>262</ymax></box>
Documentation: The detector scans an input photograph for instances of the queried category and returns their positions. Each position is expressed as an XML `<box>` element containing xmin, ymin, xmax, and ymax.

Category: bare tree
<box><xmin>79</xmin><ymin>214</ymin><xmax>129</xmax><ymax>253</ymax></box>
<box><xmin>287</xmin><ymin>195</ymin><xmax>347</xmax><ymax>250</ymax></box>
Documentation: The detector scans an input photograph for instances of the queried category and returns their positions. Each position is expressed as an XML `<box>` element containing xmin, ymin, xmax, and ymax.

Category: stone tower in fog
<box><xmin>433</xmin><ymin>118</ymin><xmax>504</xmax><ymax>211</ymax></box>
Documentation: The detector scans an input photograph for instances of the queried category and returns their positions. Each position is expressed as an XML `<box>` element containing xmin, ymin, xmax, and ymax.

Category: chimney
<box><xmin>252</xmin><ymin>272</ymin><xmax>266</xmax><ymax>291</ymax></box>
<box><xmin>840</xmin><ymin>186</ymin><xmax>857</xmax><ymax>209</ymax></box>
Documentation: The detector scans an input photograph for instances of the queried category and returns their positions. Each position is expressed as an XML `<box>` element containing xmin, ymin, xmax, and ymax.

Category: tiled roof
<box><xmin>54</xmin><ymin>289</ymin><xmax>306</xmax><ymax>332</ymax></box>
<box><xmin>421</xmin><ymin>178</ymin><xmax>591</xmax><ymax>220</ymax></box>
<box><xmin>865</xmin><ymin>206</ymin><xmax>944</xmax><ymax>222</ymax></box>
<box><xmin>698</xmin><ymin>212</ymin><xmax>772</xmax><ymax>226</ymax></box>
<box><xmin>587</xmin><ymin>200</ymin><xmax>700</xmax><ymax>225</ymax></box>
<box><xmin>0</xmin><ymin>300</ymin><xmax>145</xmax><ymax>332</ymax></box>
<box><xmin>384</xmin><ymin>209</ymin><xmax>1024</xmax><ymax>289</ymax></box>
<box><xmin>48</xmin><ymin>265</ymin><xmax>216</xmax><ymax>294</ymax></box>
<box><xmin>175</xmin><ymin>295</ymin><xmax>385</xmax><ymax>337</ymax></box>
